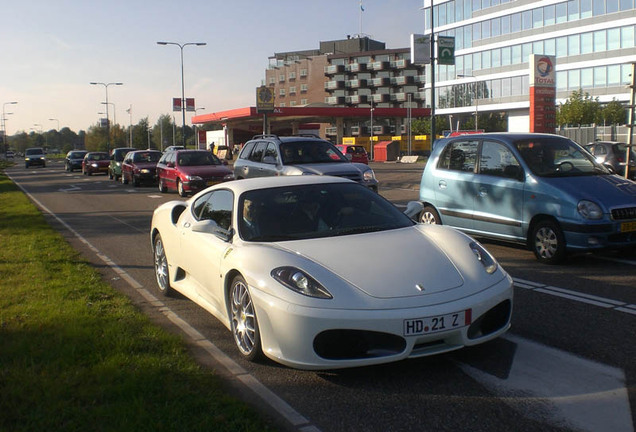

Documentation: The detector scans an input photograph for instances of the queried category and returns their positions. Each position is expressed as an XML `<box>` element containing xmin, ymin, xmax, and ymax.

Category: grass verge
<box><xmin>0</xmin><ymin>161</ymin><xmax>275</xmax><ymax>431</ymax></box>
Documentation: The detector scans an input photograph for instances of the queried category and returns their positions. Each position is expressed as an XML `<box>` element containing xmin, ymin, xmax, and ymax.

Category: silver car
<box><xmin>233</xmin><ymin>135</ymin><xmax>378</xmax><ymax>192</ymax></box>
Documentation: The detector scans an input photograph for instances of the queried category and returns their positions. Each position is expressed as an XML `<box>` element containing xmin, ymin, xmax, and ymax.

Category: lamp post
<box><xmin>101</xmin><ymin>102</ymin><xmax>116</xmax><ymax>126</ymax></box>
<box><xmin>3</xmin><ymin>101</ymin><xmax>17</xmax><ymax>154</ymax></box>
<box><xmin>457</xmin><ymin>74</ymin><xmax>478</xmax><ymax>131</ymax></box>
<box><xmin>194</xmin><ymin>107</ymin><xmax>205</xmax><ymax>149</ymax></box>
<box><xmin>370</xmin><ymin>100</ymin><xmax>375</xmax><ymax>161</ymax></box>
<box><xmin>90</xmin><ymin>82</ymin><xmax>123</xmax><ymax>153</ymax></box>
<box><xmin>157</xmin><ymin>41</ymin><xmax>207</xmax><ymax>148</ymax></box>
<box><xmin>48</xmin><ymin>118</ymin><xmax>59</xmax><ymax>130</ymax></box>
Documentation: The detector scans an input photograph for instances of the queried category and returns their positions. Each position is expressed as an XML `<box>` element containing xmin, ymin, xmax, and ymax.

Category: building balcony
<box><xmin>391</xmin><ymin>59</ymin><xmax>411</xmax><ymax>69</ymax></box>
<box><xmin>346</xmin><ymin>79</ymin><xmax>368</xmax><ymax>89</ymax></box>
<box><xmin>325</xmin><ymin>64</ymin><xmax>345</xmax><ymax>75</ymax></box>
<box><xmin>369</xmin><ymin>61</ymin><xmax>390</xmax><ymax>71</ymax></box>
<box><xmin>326</xmin><ymin>96</ymin><xmax>346</xmax><ymax>105</ymax></box>
<box><xmin>324</xmin><ymin>80</ymin><xmax>346</xmax><ymax>90</ymax></box>
<box><xmin>391</xmin><ymin>76</ymin><xmax>415</xmax><ymax>86</ymax></box>
<box><xmin>369</xmin><ymin>77</ymin><xmax>391</xmax><ymax>87</ymax></box>
<box><xmin>346</xmin><ymin>95</ymin><xmax>369</xmax><ymax>105</ymax></box>
<box><xmin>371</xmin><ymin>93</ymin><xmax>391</xmax><ymax>103</ymax></box>
<box><xmin>391</xmin><ymin>92</ymin><xmax>408</xmax><ymax>102</ymax></box>
<box><xmin>347</xmin><ymin>63</ymin><xmax>368</xmax><ymax>73</ymax></box>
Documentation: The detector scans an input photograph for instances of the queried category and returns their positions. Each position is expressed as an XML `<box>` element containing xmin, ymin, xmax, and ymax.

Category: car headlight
<box><xmin>223</xmin><ymin>173</ymin><xmax>235</xmax><ymax>180</ymax></box>
<box><xmin>91</xmin><ymin>163</ymin><xmax>99</xmax><ymax>168</ymax></box>
<box><xmin>577</xmin><ymin>200</ymin><xmax>603</xmax><ymax>220</ymax></box>
<box><xmin>271</xmin><ymin>267</ymin><xmax>333</xmax><ymax>299</ymax></box>
<box><xmin>469</xmin><ymin>242</ymin><xmax>497</xmax><ymax>274</ymax></box>
<box><xmin>186</xmin><ymin>175</ymin><xmax>203</xmax><ymax>181</ymax></box>
<box><xmin>141</xmin><ymin>169</ymin><xmax>150</xmax><ymax>174</ymax></box>
<box><xmin>363</xmin><ymin>169</ymin><xmax>376</xmax><ymax>181</ymax></box>
<box><xmin>116</xmin><ymin>162</ymin><xmax>122</xmax><ymax>167</ymax></box>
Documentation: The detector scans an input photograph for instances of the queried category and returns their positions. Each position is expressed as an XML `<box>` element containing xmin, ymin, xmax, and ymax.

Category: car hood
<box><xmin>293</xmin><ymin>162</ymin><xmax>364</xmax><ymax>175</ymax></box>
<box><xmin>540</xmin><ymin>174</ymin><xmax>636</xmax><ymax>208</ymax></box>
<box><xmin>179</xmin><ymin>165</ymin><xmax>232</xmax><ymax>177</ymax></box>
<box><xmin>274</xmin><ymin>227</ymin><xmax>468</xmax><ymax>299</ymax></box>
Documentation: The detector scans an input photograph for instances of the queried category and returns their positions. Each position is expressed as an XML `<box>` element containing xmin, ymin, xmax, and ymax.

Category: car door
<box><xmin>430</xmin><ymin>139</ymin><xmax>479</xmax><ymax>230</ymax></box>
<box><xmin>178</xmin><ymin>189</ymin><xmax>234</xmax><ymax>314</ymax></box>
<box><xmin>472</xmin><ymin>140</ymin><xmax>526</xmax><ymax>241</ymax></box>
<box><xmin>122</xmin><ymin>153</ymin><xmax>133</xmax><ymax>181</ymax></box>
<box><xmin>162</xmin><ymin>152</ymin><xmax>178</xmax><ymax>190</ymax></box>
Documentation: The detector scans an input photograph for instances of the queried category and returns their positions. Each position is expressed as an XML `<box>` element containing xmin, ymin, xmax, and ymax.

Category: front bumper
<box><xmin>249</xmin><ymin>274</ymin><xmax>513</xmax><ymax>370</ymax></box>
<box><xmin>562</xmin><ymin>219</ymin><xmax>636</xmax><ymax>251</ymax></box>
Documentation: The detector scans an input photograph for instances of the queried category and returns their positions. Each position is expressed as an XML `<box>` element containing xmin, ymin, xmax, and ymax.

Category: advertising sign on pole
<box><xmin>256</xmin><ymin>86</ymin><xmax>274</xmax><ymax>113</ymax></box>
<box><xmin>437</xmin><ymin>36</ymin><xmax>455</xmax><ymax>65</ymax></box>
<box><xmin>529</xmin><ymin>54</ymin><xmax>557</xmax><ymax>133</ymax></box>
<box><xmin>185</xmin><ymin>98</ymin><xmax>195</xmax><ymax>112</ymax></box>
<box><xmin>172</xmin><ymin>98</ymin><xmax>182</xmax><ymax>112</ymax></box>
<box><xmin>410</xmin><ymin>34</ymin><xmax>431</xmax><ymax>65</ymax></box>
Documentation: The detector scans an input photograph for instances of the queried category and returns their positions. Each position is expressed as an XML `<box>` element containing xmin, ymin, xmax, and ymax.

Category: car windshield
<box><xmin>26</xmin><ymin>149</ymin><xmax>42</xmax><ymax>156</ymax></box>
<box><xmin>70</xmin><ymin>152</ymin><xmax>86</xmax><ymax>158</ymax></box>
<box><xmin>88</xmin><ymin>153</ymin><xmax>109</xmax><ymax>161</ymax></box>
<box><xmin>514</xmin><ymin>137</ymin><xmax>610</xmax><ymax>177</ymax></box>
<box><xmin>280</xmin><ymin>141</ymin><xmax>347</xmax><ymax>164</ymax></box>
<box><xmin>239</xmin><ymin>182</ymin><xmax>413</xmax><ymax>242</ymax></box>
<box><xmin>133</xmin><ymin>152</ymin><xmax>161</xmax><ymax>163</ymax></box>
<box><xmin>177</xmin><ymin>151</ymin><xmax>221</xmax><ymax>166</ymax></box>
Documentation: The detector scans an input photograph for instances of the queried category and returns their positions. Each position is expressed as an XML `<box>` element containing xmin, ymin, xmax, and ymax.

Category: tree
<box><xmin>598</xmin><ymin>98</ymin><xmax>626</xmax><ymax>125</ymax></box>
<box><xmin>557</xmin><ymin>89</ymin><xmax>600</xmax><ymax>126</ymax></box>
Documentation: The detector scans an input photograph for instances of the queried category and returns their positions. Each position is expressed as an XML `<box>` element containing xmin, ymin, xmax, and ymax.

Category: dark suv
<box><xmin>233</xmin><ymin>134</ymin><xmax>378</xmax><ymax>191</ymax></box>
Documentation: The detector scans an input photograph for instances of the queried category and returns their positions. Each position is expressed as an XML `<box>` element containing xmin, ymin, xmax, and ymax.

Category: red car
<box><xmin>336</xmin><ymin>145</ymin><xmax>369</xmax><ymax>164</ymax></box>
<box><xmin>82</xmin><ymin>152</ymin><xmax>110</xmax><ymax>175</ymax></box>
<box><xmin>156</xmin><ymin>150</ymin><xmax>234</xmax><ymax>196</ymax></box>
<box><xmin>121</xmin><ymin>150</ymin><xmax>162</xmax><ymax>186</ymax></box>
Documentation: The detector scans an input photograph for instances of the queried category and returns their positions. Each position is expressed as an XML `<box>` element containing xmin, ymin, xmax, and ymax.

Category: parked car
<box><xmin>24</xmin><ymin>147</ymin><xmax>46</xmax><ymax>168</ymax></box>
<box><xmin>121</xmin><ymin>150</ymin><xmax>162</xmax><ymax>186</ymax></box>
<box><xmin>64</xmin><ymin>150</ymin><xmax>87</xmax><ymax>172</ymax></box>
<box><xmin>416</xmin><ymin>133</ymin><xmax>636</xmax><ymax>264</ymax></box>
<box><xmin>150</xmin><ymin>175</ymin><xmax>512</xmax><ymax>369</ymax></box>
<box><xmin>108</xmin><ymin>147</ymin><xmax>136</xmax><ymax>180</ymax></box>
<box><xmin>82</xmin><ymin>152</ymin><xmax>110</xmax><ymax>175</ymax></box>
<box><xmin>234</xmin><ymin>134</ymin><xmax>378</xmax><ymax>191</ymax></box>
<box><xmin>584</xmin><ymin>141</ymin><xmax>636</xmax><ymax>180</ymax></box>
<box><xmin>335</xmin><ymin>144</ymin><xmax>369</xmax><ymax>164</ymax></box>
<box><xmin>156</xmin><ymin>149</ymin><xmax>234</xmax><ymax>197</ymax></box>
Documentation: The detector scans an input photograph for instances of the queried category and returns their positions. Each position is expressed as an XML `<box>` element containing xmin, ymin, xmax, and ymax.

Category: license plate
<box><xmin>404</xmin><ymin>310</ymin><xmax>471</xmax><ymax>336</ymax></box>
<box><xmin>621</xmin><ymin>221</ymin><xmax>636</xmax><ymax>233</ymax></box>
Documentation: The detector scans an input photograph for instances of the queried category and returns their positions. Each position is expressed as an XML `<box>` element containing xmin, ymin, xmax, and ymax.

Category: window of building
<box><xmin>279</xmin><ymin>102</ymin><xmax>286</xmax><ymax>107</ymax></box>
<box><xmin>464</xmin><ymin>25</ymin><xmax>473</xmax><ymax>49</ymax></box>
<box><xmin>279</xmin><ymin>88</ymin><xmax>286</xmax><ymax>97</ymax></box>
<box><xmin>581</xmin><ymin>68</ymin><xmax>594</xmax><ymax>88</ymax></box>
<box><xmin>279</xmin><ymin>74</ymin><xmax>285</xmax><ymax>82</ymax></box>
<box><xmin>269</xmin><ymin>76</ymin><xmax>275</xmax><ymax>85</ymax></box>
<box><xmin>568</xmin><ymin>34</ymin><xmax>580</xmax><ymax>55</ymax></box>
<box><xmin>473</xmin><ymin>22</ymin><xmax>481</xmax><ymax>40</ymax></box>
<box><xmin>456</xmin><ymin>0</ymin><xmax>464</xmax><ymax>21</ymax></box>
<box><xmin>473</xmin><ymin>51</ymin><xmax>482</xmax><ymax>70</ymax></box>
<box><xmin>607</xmin><ymin>28</ymin><xmax>620</xmax><ymax>50</ymax></box>
<box><xmin>288</xmin><ymin>72</ymin><xmax>296</xmax><ymax>80</ymax></box>
<box><xmin>545</xmin><ymin>38</ymin><xmax>556</xmax><ymax>55</ymax></box>
<box><xmin>501</xmin><ymin>77</ymin><xmax>511</xmax><ymax>97</ymax></box>
<box><xmin>511</xmin><ymin>12</ymin><xmax>521</xmax><ymax>32</ymax></box>
<box><xmin>501</xmin><ymin>14</ymin><xmax>510</xmax><ymax>34</ymax></box>
<box><xmin>522</xmin><ymin>10</ymin><xmax>532</xmax><ymax>29</ymax></box>
<box><xmin>556</xmin><ymin>36</ymin><xmax>568</xmax><ymax>57</ymax></box>
<box><xmin>512</xmin><ymin>44</ymin><xmax>521</xmax><ymax>64</ymax></box>
<box><xmin>300</xmin><ymin>69</ymin><xmax>308</xmax><ymax>77</ymax></box>
<box><xmin>492</xmin><ymin>48</ymin><xmax>501</xmax><ymax>67</ymax></box>
<box><xmin>594</xmin><ymin>66</ymin><xmax>607</xmax><ymax>87</ymax></box>
<box><xmin>544</xmin><ymin>5</ymin><xmax>555</xmax><ymax>25</ymax></box>
<box><xmin>620</xmin><ymin>0</ymin><xmax>633</xmax><ymax>10</ymax></box>
<box><xmin>289</xmin><ymin>86</ymin><xmax>296</xmax><ymax>95</ymax></box>
<box><xmin>301</xmin><ymin>98</ymin><xmax>308</xmax><ymax>105</ymax></box>
<box><xmin>593</xmin><ymin>0</ymin><xmax>605</xmax><ymax>15</ymax></box>
<box><xmin>608</xmin><ymin>64</ymin><xmax>621</xmax><ymax>85</ymax></box>
<box><xmin>581</xmin><ymin>32</ymin><xmax>594</xmax><ymax>53</ymax></box>
<box><xmin>501</xmin><ymin>46</ymin><xmax>511</xmax><ymax>66</ymax></box>
<box><xmin>290</xmin><ymin>101</ymin><xmax>297</xmax><ymax>106</ymax></box>
<box><xmin>557</xmin><ymin>71</ymin><xmax>568</xmax><ymax>91</ymax></box>
<box><xmin>482</xmin><ymin>20</ymin><xmax>491</xmax><ymax>38</ymax></box>
<box><xmin>581</xmin><ymin>0</ymin><xmax>593</xmax><ymax>18</ymax></box>
<box><xmin>492</xmin><ymin>17</ymin><xmax>501</xmax><ymax>36</ymax></box>
<box><xmin>482</xmin><ymin>50</ymin><xmax>491</xmax><ymax>69</ymax></box>
<box><xmin>568</xmin><ymin>0</ymin><xmax>580</xmax><ymax>20</ymax></box>
<box><xmin>621</xmin><ymin>26</ymin><xmax>634</xmax><ymax>48</ymax></box>
<box><xmin>511</xmin><ymin>76</ymin><xmax>523</xmax><ymax>96</ymax></box>
<box><xmin>556</xmin><ymin>2</ymin><xmax>568</xmax><ymax>22</ymax></box>
<box><xmin>533</xmin><ymin>40</ymin><xmax>544</xmax><ymax>54</ymax></box>
<box><xmin>522</xmin><ymin>42</ymin><xmax>532</xmax><ymax>61</ymax></box>
<box><xmin>621</xmin><ymin>64</ymin><xmax>632</xmax><ymax>84</ymax></box>
<box><xmin>568</xmin><ymin>69</ymin><xmax>581</xmax><ymax>90</ymax></box>
<box><xmin>594</xmin><ymin>29</ymin><xmax>607</xmax><ymax>51</ymax></box>
<box><xmin>300</xmin><ymin>84</ymin><xmax>308</xmax><ymax>93</ymax></box>
<box><xmin>533</xmin><ymin>8</ymin><xmax>543</xmax><ymax>28</ymax></box>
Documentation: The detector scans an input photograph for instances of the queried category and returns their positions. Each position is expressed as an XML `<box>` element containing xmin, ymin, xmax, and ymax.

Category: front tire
<box><xmin>230</xmin><ymin>275</ymin><xmax>262</xmax><ymax>362</ymax></box>
<box><xmin>153</xmin><ymin>234</ymin><xmax>173</xmax><ymax>297</ymax></box>
<box><xmin>419</xmin><ymin>205</ymin><xmax>442</xmax><ymax>225</ymax></box>
<box><xmin>530</xmin><ymin>219</ymin><xmax>566</xmax><ymax>264</ymax></box>
<box><xmin>177</xmin><ymin>179</ymin><xmax>187</xmax><ymax>197</ymax></box>
<box><xmin>158</xmin><ymin>178</ymin><xmax>167</xmax><ymax>193</ymax></box>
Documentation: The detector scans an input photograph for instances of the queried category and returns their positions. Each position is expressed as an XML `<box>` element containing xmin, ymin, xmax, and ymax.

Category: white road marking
<box><xmin>460</xmin><ymin>334</ymin><xmax>633</xmax><ymax>432</ymax></box>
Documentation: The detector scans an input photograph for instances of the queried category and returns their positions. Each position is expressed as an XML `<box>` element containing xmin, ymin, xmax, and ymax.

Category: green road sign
<box><xmin>438</xmin><ymin>36</ymin><xmax>455</xmax><ymax>65</ymax></box>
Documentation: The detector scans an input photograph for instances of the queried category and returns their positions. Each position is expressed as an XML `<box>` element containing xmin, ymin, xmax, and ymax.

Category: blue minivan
<box><xmin>416</xmin><ymin>133</ymin><xmax>636</xmax><ymax>264</ymax></box>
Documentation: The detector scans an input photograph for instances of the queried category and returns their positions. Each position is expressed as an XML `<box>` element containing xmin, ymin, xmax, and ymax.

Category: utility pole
<box><xmin>627</xmin><ymin>62</ymin><xmax>635</xmax><ymax>180</ymax></box>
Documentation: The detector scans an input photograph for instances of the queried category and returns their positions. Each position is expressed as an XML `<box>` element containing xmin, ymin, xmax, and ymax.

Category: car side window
<box><xmin>479</xmin><ymin>140</ymin><xmax>522</xmax><ymax>180</ymax></box>
<box><xmin>192</xmin><ymin>190</ymin><xmax>234</xmax><ymax>231</ymax></box>
<box><xmin>263</xmin><ymin>143</ymin><xmax>278</xmax><ymax>164</ymax></box>
<box><xmin>249</xmin><ymin>142</ymin><xmax>267</xmax><ymax>162</ymax></box>
<box><xmin>238</xmin><ymin>142</ymin><xmax>255</xmax><ymax>159</ymax></box>
<box><xmin>438</xmin><ymin>140</ymin><xmax>478</xmax><ymax>172</ymax></box>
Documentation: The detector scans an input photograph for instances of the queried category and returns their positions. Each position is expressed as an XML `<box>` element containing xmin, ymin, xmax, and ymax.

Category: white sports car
<box><xmin>151</xmin><ymin>176</ymin><xmax>513</xmax><ymax>370</ymax></box>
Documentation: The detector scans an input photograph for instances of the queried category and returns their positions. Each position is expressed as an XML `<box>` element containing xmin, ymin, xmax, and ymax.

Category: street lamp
<box><xmin>48</xmin><ymin>118</ymin><xmax>60</xmax><ymax>130</ymax></box>
<box><xmin>157</xmin><ymin>41</ymin><xmax>207</xmax><ymax>148</ymax></box>
<box><xmin>457</xmin><ymin>74</ymin><xmax>478</xmax><ymax>131</ymax></box>
<box><xmin>194</xmin><ymin>107</ymin><xmax>205</xmax><ymax>149</ymax></box>
<box><xmin>90</xmin><ymin>82</ymin><xmax>123</xmax><ymax>153</ymax></box>
<box><xmin>2</xmin><ymin>101</ymin><xmax>17</xmax><ymax>154</ymax></box>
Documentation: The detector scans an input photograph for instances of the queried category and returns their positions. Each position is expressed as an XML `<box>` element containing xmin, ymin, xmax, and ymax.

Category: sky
<box><xmin>0</xmin><ymin>0</ymin><xmax>424</xmax><ymax>135</ymax></box>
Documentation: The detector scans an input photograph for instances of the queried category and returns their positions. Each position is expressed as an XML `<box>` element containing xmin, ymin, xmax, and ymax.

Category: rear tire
<box><xmin>530</xmin><ymin>219</ymin><xmax>566</xmax><ymax>264</ymax></box>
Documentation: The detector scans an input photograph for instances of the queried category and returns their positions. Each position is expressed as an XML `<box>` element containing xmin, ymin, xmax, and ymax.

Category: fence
<box><xmin>556</xmin><ymin>125</ymin><xmax>631</xmax><ymax>144</ymax></box>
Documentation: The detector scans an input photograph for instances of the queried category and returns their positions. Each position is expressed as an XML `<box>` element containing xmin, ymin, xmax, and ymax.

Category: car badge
<box><xmin>415</xmin><ymin>284</ymin><xmax>425</xmax><ymax>292</ymax></box>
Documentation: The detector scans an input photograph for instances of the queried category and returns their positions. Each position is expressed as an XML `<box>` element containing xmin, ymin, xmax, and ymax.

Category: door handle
<box><xmin>438</xmin><ymin>180</ymin><xmax>447</xmax><ymax>189</ymax></box>
<box><xmin>478</xmin><ymin>187</ymin><xmax>488</xmax><ymax>197</ymax></box>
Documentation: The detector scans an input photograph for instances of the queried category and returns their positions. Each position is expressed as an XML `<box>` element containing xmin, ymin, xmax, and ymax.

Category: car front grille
<box><xmin>611</xmin><ymin>206</ymin><xmax>636</xmax><ymax>221</ymax></box>
<box><xmin>330</xmin><ymin>172</ymin><xmax>362</xmax><ymax>182</ymax></box>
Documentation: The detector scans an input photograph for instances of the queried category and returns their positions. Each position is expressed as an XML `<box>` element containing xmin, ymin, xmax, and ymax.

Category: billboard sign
<box><xmin>256</xmin><ymin>86</ymin><xmax>274</xmax><ymax>113</ymax></box>
<box><xmin>529</xmin><ymin>54</ymin><xmax>557</xmax><ymax>133</ymax></box>
<box><xmin>172</xmin><ymin>98</ymin><xmax>182</xmax><ymax>112</ymax></box>
<box><xmin>185</xmin><ymin>98</ymin><xmax>195</xmax><ymax>112</ymax></box>
<box><xmin>410</xmin><ymin>34</ymin><xmax>431</xmax><ymax>65</ymax></box>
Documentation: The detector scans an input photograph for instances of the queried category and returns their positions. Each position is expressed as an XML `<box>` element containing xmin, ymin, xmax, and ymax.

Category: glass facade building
<box><xmin>423</xmin><ymin>0</ymin><xmax>636</xmax><ymax>131</ymax></box>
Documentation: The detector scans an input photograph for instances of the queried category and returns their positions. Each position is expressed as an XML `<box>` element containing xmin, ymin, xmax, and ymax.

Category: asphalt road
<box><xmin>6</xmin><ymin>160</ymin><xmax>636</xmax><ymax>432</ymax></box>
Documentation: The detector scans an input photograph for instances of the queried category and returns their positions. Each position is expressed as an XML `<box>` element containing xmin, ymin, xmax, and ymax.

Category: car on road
<box><xmin>163</xmin><ymin>145</ymin><xmax>185</xmax><ymax>152</ymax></box>
<box><xmin>416</xmin><ymin>133</ymin><xmax>636</xmax><ymax>264</ymax></box>
<box><xmin>234</xmin><ymin>134</ymin><xmax>378</xmax><ymax>192</ymax></box>
<box><xmin>150</xmin><ymin>175</ymin><xmax>513</xmax><ymax>369</ymax></box>
<box><xmin>335</xmin><ymin>144</ymin><xmax>369</xmax><ymax>164</ymax></box>
<box><xmin>64</xmin><ymin>150</ymin><xmax>87</xmax><ymax>172</ymax></box>
<box><xmin>24</xmin><ymin>147</ymin><xmax>46</xmax><ymax>168</ymax></box>
<box><xmin>108</xmin><ymin>147</ymin><xmax>136</xmax><ymax>181</ymax></box>
<box><xmin>121</xmin><ymin>150</ymin><xmax>162</xmax><ymax>186</ymax></box>
<box><xmin>156</xmin><ymin>149</ymin><xmax>234</xmax><ymax>197</ymax></box>
<box><xmin>584</xmin><ymin>141</ymin><xmax>636</xmax><ymax>180</ymax></box>
<box><xmin>82</xmin><ymin>152</ymin><xmax>110</xmax><ymax>175</ymax></box>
